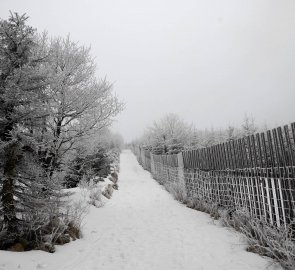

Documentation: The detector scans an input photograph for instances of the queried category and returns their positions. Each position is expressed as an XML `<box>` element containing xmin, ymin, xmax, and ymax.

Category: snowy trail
<box><xmin>0</xmin><ymin>150</ymin><xmax>281</xmax><ymax>270</ymax></box>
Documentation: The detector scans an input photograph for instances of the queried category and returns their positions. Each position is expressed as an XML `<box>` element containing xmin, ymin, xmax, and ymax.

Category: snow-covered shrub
<box><xmin>165</xmin><ymin>181</ymin><xmax>188</xmax><ymax>204</ymax></box>
<box><xmin>167</xmin><ymin>139</ymin><xmax>184</xmax><ymax>154</ymax></box>
<box><xmin>35</xmin><ymin>192</ymin><xmax>90</xmax><ymax>252</ymax></box>
<box><xmin>187</xmin><ymin>196</ymin><xmax>220</xmax><ymax>220</ymax></box>
<box><xmin>78</xmin><ymin>178</ymin><xmax>107</xmax><ymax>207</ymax></box>
<box><xmin>78</xmin><ymin>176</ymin><xmax>95</xmax><ymax>190</ymax></box>
<box><xmin>221</xmin><ymin>209</ymin><xmax>295</xmax><ymax>270</ymax></box>
<box><xmin>64</xmin><ymin>147</ymin><xmax>114</xmax><ymax>188</ymax></box>
<box><xmin>88</xmin><ymin>187</ymin><xmax>104</xmax><ymax>208</ymax></box>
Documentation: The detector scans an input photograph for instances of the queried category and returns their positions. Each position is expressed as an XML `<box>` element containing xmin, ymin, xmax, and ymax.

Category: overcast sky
<box><xmin>1</xmin><ymin>0</ymin><xmax>295</xmax><ymax>142</ymax></box>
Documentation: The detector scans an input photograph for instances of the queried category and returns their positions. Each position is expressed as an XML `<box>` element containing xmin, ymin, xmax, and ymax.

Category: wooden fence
<box><xmin>133</xmin><ymin>122</ymin><xmax>295</xmax><ymax>228</ymax></box>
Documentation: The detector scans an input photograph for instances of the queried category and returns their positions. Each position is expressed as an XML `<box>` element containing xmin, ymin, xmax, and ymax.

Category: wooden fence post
<box><xmin>177</xmin><ymin>152</ymin><xmax>187</xmax><ymax>196</ymax></box>
<box><xmin>150</xmin><ymin>152</ymin><xmax>155</xmax><ymax>176</ymax></box>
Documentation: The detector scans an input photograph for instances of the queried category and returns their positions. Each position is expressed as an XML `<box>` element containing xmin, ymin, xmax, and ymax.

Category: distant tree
<box><xmin>143</xmin><ymin>113</ymin><xmax>193</xmax><ymax>154</ymax></box>
<box><xmin>225</xmin><ymin>124</ymin><xmax>240</xmax><ymax>142</ymax></box>
<box><xmin>241</xmin><ymin>114</ymin><xmax>257</xmax><ymax>136</ymax></box>
<box><xmin>201</xmin><ymin>128</ymin><xmax>217</xmax><ymax>147</ymax></box>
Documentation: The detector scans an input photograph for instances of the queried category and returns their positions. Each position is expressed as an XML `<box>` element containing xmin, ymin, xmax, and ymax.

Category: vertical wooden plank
<box><xmin>234</xmin><ymin>139</ymin><xmax>240</xmax><ymax>169</ymax></box>
<box><xmin>283</xmin><ymin>125</ymin><xmax>295</xmax><ymax>223</ymax></box>
<box><xmin>284</xmin><ymin>125</ymin><xmax>295</xmax><ymax>166</ymax></box>
<box><xmin>273</xmin><ymin>128</ymin><xmax>282</xmax><ymax>167</ymax></box>
<box><xmin>267</xmin><ymin>130</ymin><xmax>276</xmax><ymax>167</ymax></box>
<box><xmin>277</xmin><ymin>127</ymin><xmax>288</xmax><ymax>166</ymax></box>
<box><xmin>226</xmin><ymin>142</ymin><xmax>232</xmax><ymax>169</ymax></box>
<box><xmin>261</xmin><ymin>133</ymin><xmax>272</xmax><ymax>223</ymax></box>
<box><xmin>220</xmin><ymin>143</ymin><xmax>225</xmax><ymax>170</ymax></box>
<box><xmin>199</xmin><ymin>148</ymin><xmax>203</xmax><ymax>170</ymax></box>
<box><xmin>229</xmin><ymin>140</ymin><xmax>235</xmax><ymax>169</ymax></box>
<box><xmin>271</xmin><ymin>177</ymin><xmax>281</xmax><ymax>227</ymax></box>
<box><xmin>247</xmin><ymin>136</ymin><xmax>254</xmax><ymax>168</ymax></box>
<box><xmin>223</xmin><ymin>143</ymin><xmax>228</xmax><ymax>169</ymax></box>
<box><xmin>205</xmin><ymin>147</ymin><xmax>210</xmax><ymax>170</ymax></box>
<box><xmin>198</xmin><ymin>149</ymin><xmax>201</xmax><ymax>169</ymax></box>
<box><xmin>250</xmin><ymin>135</ymin><xmax>258</xmax><ymax>168</ymax></box>
<box><xmin>265</xmin><ymin>177</ymin><xmax>274</xmax><ymax>225</ymax></box>
<box><xmin>211</xmin><ymin>145</ymin><xmax>217</xmax><ymax>170</ymax></box>
<box><xmin>266</xmin><ymin>130</ymin><xmax>281</xmax><ymax>225</ymax></box>
<box><xmin>207</xmin><ymin>147</ymin><xmax>211</xmax><ymax>170</ymax></box>
<box><xmin>207</xmin><ymin>147</ymin><xmax>210</xmax><ymax>170</ymax></box>
<box><xmin>187</xmin><ymin>151</ymin><xmax>191</xmax><ymax>169</ymax></box>
<box><xmin>230</xmin><ymin>140</ymin><xmax>236</xmax><ymax>169</ymax></box>
<box><xmin>256</xmin><ymin>133</ymin><xmax>264</xmax><ymax>168</ymax></box>
<box><xmin>237</xmin><ymin>139</ymin><xmax>243</xmax><ymax>169</ymax></box>
<box><xmin>195</xmin><ymin>150</ymin><xmax>199</xmax><ymax>169</ymax></box>
<box><xmin>225</xmin><ymin>142</ymin><xmax>230</xmax><ymax>169</ymax></box>
<box><xmin>261</xmin><ymin>133</ymin><xmax>270</xmax><ymax>168</ymax></box>
<box><xmin>232</xmin><ymin>140</ymin><xmax>238</xmax><ymax>169</ymax></box>
<box><xmin>254</xmin><ymin>174</ymin><xmax>262</xmax><ymax>219</ymax></box>
<box><xmin>217</xmin><ymin>144</ymin><xmax>223</xmax><ymax>170</ymax></box>
<box><xmin>196</xmin><ymin>149</ymin><xmax>202</xmax><ymax>169</ymax></box>
<box><xmin>260</xmin><ymin>180</ymin><xmax>268</xmax><ymax>222</ymax></box>
<box><xmin>276</xmin><ymin>127</ymin><xmax>289</xmax><ymax>226</ymax></box>
<box><xmin>251</xmin><ymin>135</ymin><xmax>261</xmax><ymax>217</ymax></box>
<box><xmin>277</xmin><ymin>177</ymin><xmax>287</xmax><ymax>228</ymax></box>
<box><xmin>212</xmin><ymin>145</ymin><xmax>217</xmax><ymax>170</ymax></box>
<box><xmin>205</xmin><ymin>148</ymin><xmax>209</xmax><ymax>170</ymax></box>
<box><xmin>208</xmin><ymin>147</ymin><xmax>212</xmax><ymax>170</ymax></box>
<box><xmin>242</xmin><ymin>137</ymin><xmax>249</xmax><ymax>168</ymax></box>
<box><xmin>291</xmin><ymin>123</ymin><xmax>295</xmax><ymax>153</ymax></box>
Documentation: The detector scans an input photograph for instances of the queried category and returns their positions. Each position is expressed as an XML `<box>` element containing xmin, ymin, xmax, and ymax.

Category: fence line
<box><xmin>132</xmin><ymin>122</ymin><xmax>295</xmax><ymax>228</ymax></box>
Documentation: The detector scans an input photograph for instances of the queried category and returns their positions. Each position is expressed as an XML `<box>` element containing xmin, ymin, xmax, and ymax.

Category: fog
<box><xmin>1</xmin><ymin>0</ymin><xmax>295</xmax><ymax>142</ymax></box>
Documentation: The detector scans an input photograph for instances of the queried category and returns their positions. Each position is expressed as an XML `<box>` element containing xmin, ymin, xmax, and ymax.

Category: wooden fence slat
<box><xmin>284</xmin><ymin>125</ymin><xmax>295</xmax><ymax>167</ymax></box>
<box><xmin>273</xmin><ymin>128</ymin><xmax>282</xmax><ymax>167</ymax></box>
<box><xmin>256</xmin><ymin>133</ymin><xmax>264</xmax><ymax>168</ymax></box>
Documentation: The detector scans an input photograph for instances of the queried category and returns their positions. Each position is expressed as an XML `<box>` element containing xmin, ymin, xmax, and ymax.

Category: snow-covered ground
<box><xmin>0</xmin><ymin>150</ymin><xmax>282</xmax><ymax>270</ymax></box>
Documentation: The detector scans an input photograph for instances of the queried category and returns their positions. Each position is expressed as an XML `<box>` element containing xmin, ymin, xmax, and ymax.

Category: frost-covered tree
<box><xmin>142</xmin><ymin>113</ymin><xmax>193</xmax><ymax>154</ymax></box>
<box><xmin>241</xmin><ymin>114</ymin><xmax>257</xmax><ymax>136</ymax></box>
<box><xmin>0</xmin><ymin>13</ymin><xmax>51</xmax><ymax>244</ymax></box>
<box><xmin>39</xmin><ymin>36</ymin><xmax>123</xmax><ymax>176</ymax></box>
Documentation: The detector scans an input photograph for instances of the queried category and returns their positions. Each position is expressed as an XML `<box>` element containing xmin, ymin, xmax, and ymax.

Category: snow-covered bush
<box><xmin>88</xmin><ymin>187</ymin><xmax>104</xmax><ymax>208</ymax></box>
<box><xmin>186</xmin><ymin>196</ymin><xmax>220</xmax><ymax>220</ymax></box>
<box><xmin>221</xmin><ymin>209</ymin><xmax>295</xmax><ymax>270</ymax></box>
<box><xmin>78</xmin><ymin>178</ymin><xmax>107</xmax><ymax>207</ymax></box>
<box><xmin>165</xmin><ymin>181</ymin><xmax>188</xmax><ymax>204</ymax></box>
<box><xmin>64</xmin><ymin>147</ymin><xmax>113</xmax><ymax>188</ymax></box>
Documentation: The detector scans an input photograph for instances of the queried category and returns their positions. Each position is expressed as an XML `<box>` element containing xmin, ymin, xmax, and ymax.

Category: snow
<box><xmin>0</xmin><ymin>150</ymin><xmax>282</xmax><ymax>270</ymax></box>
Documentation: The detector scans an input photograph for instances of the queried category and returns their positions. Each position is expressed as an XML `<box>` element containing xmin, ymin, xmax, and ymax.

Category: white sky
<box><xmin>1</xmin><ymin>0</ymin><xmax>295</xmax><ymax>142</ymax></box>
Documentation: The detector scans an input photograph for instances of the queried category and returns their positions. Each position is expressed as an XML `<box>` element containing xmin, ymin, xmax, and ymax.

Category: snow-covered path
<box><xmin>1</xmin><ymin>150</ymin><xmax>281</xmax><ymax>270</ymax></box>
